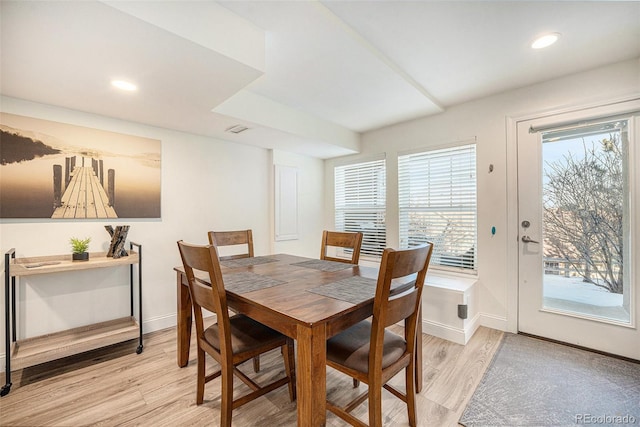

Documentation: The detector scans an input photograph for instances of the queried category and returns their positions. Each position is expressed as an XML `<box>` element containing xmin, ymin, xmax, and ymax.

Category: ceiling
<box><xmin>2</xmin><ymin>1</ymin><xmax>639</xmax><ymax>159</ymax></box>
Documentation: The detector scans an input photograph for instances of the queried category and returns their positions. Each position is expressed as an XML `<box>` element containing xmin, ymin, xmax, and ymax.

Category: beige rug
<box><xmin>460</xmin><ymin>333</ymin><xmax>640</xmax><ymax>426</ymax></box>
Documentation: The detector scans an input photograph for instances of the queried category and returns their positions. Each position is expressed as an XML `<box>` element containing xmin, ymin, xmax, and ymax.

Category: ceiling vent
<box><xmin>225</xmin><ymin>124</ymin><xmax>250</xmax><ymax>134</ymax></box>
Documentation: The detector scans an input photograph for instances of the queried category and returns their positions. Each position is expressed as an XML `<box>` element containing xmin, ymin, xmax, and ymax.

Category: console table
<box><xmin>1</xmin><ymin>242</ymin><xmax>143</xmax><ymax>396</ymax></box>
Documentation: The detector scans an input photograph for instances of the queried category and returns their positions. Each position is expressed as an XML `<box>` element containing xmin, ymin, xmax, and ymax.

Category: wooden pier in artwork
<box><xmin>52</xmin><ymin>156</ymin><xmax>117</xmax><ymax>219</ymax></box>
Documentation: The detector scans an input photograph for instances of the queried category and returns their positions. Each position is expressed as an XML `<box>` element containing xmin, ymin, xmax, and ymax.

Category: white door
<box><xmin>517</xmin><ymin>99</ymin><xmax>640</xmax><ymax>360</ymax></box>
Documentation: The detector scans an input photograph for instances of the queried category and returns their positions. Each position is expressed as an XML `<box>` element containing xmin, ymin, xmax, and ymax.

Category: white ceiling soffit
<box><xmin>218</xmin><ymin>1</ymin><xmax>444</xmax><ymax>133</ymax></box>
<box><xmin>215</xmin><ymin>90</ymin><xmax>360</xmax><ymax>154</ymax></box>
<box><xmin>0</xmin><ymin>0</ymin><xmax>263</xmax><ymax>137</ymax></box>
<box><xmin>0</xmin><ymin>0</ymin><xmax>360</xmax><ymax>158</ymax></box>
<box><xmin>214</xmin><ymin>113</ymin><xmax>358</xmax><ymax>159</ymax></box>
<box><xmin>102</xmin><ymin>0</ymin><xmax>265</xmax><ymax>72</ymax></box>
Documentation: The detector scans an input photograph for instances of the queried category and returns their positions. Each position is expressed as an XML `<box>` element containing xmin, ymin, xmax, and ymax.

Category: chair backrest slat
<box><xmin>385</xmin><ymin>289</ymin><xmax>420</xmax><ymax>327</ymax></box>
<box><xmin>388</xmin><ymin>254</ymin><xmax>429</xmax><ymax>279</ymax></box>
<box><xmin>189</xmin><ymin>279</ymin><xmax>219</xmax><ymax>314</ymax></box>
<box><xmin>208</xmin><ymin>230</ymin><xmax>254</xmax><ymax>260</ymax></box>
<box><xmin>320</xmin><ymin>230</ymin><xmax>363</xmax><ymax>264</ymax></box>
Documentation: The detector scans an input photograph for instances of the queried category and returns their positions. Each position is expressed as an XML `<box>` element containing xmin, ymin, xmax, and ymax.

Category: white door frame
<box><xmin>505</xmin><ymin>94</ymin><xmax>640</xmax><ymax>335</ymax></box>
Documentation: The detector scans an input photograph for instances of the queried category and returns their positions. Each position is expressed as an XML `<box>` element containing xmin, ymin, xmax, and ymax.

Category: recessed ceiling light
<box><xmin>531</xmin><ymin>33</ymin><xmax>560</xmax><ymax>49</ymax></box>
<box><xmin>111</xmin><ymin>80</ymin><xmax>138</xmax><ymax>91</ymax></box>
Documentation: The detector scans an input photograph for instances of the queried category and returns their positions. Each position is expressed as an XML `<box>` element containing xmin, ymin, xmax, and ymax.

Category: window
<box><xmin>398</xmin><ymin>143</ymin><xmax>477</xmax><ymax>271</ymax></box>
<box><xmin>334</xmin><ymin>158</ymin><xmax>386</xmax><ymax>257</ymax></box>
<box><xmin>540</xmin><ymin>118</ymin><xmax>630</xmax><ymax>321</ymax></box>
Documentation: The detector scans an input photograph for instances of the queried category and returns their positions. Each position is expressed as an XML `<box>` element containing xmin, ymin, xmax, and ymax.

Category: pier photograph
<box><xmin>0</xmin><ymin>113</ymin><xmax>161</xmax><ymax>219</ymax></box>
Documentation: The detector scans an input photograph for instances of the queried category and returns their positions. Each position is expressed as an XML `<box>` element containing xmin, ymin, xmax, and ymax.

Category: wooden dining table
<box><xmin>174</xmin><ymin>253</ymin><xmax>422</xmax><ymax>426</ymax></box>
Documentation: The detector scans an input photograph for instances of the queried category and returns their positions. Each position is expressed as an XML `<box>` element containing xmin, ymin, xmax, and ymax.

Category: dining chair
<box><xmin>320</xmin><ymin>230</ymin><xmax>363</xmax><ymax>264</ymax></box>
<box><xmin>208</xmin><ymin>229</ymin><xmax>262</xmax><ymax>372</ymax></box>
<box><xmin>177</xmin><ymin>241</ymin><xmax>296</xmax><ymax>427</ymax></box>
<box><xmin>325</xmin><ymin>243</ymin><xmax>433</xmax><ymax>427</ymax></box>
<box><xmin>208</xmin><ymin>229</ymin><xmax>254</xmax><ymax>260</ymax></box>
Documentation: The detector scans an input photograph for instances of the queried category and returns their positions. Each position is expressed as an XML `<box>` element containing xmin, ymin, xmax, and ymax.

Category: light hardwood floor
<box><xmin>0</xmin><ymin>324</ymin><xmax>503</xmax><ymax>426</ymax></box>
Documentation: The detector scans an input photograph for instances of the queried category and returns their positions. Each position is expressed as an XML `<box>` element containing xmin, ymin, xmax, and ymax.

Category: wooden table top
<box><xmin>175</xmin><ymin>253</ymin><xmax>381</xmax><ymax>332</ymax></box>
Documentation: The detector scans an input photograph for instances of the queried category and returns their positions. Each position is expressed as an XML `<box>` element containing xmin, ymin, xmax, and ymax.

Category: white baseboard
<box><xmin>142</xmin><ymin>313</ymin><xmax>178</xmax><ymax>335</ymax></box>
<box><xmin>463</xmin><ymin>312</ymin><xmax>482</xmax><ymax>344</ymax></box>
<box><xmin>423</xmin><ymin>311</ymin><xmax>481</xmax><ymax>345</ymax></box>
<box><xmin>479</xmin><ymin>313</ymin><xmax>508</xmax><ymax>332</ymax></box>
<box><xmin>422</xmin><ymin>319</ymin><xmax>465</xmax><ymax>344</ymax></box>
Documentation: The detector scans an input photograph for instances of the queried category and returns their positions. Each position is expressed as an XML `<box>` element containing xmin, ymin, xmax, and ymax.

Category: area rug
<box><xmin>459</xmin><ymin>333</ymin><xmax>640</xmax><ymax>426</ymax></box>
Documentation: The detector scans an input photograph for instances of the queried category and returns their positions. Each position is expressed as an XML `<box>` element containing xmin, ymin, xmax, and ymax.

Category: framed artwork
<box><xmin>0</xmin><ymin>113</ymin><xmax>161</xmax><ymax>219</ymax></box>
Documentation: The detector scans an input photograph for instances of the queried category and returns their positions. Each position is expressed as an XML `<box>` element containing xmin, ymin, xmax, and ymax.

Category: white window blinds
<box><xmin>334</xmin><ymin>159</ymin><xmax>386</xmax><ymax>258</ymax></box>
<box><xmin>398</xmin><ymin>144</ymin><xmax>477</xmax><ymax>271</ymax></box>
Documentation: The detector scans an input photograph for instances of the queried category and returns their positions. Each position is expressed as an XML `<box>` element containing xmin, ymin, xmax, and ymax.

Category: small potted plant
<box><xmin>70</xmin><ymin>237</ymin><xmax>91</xmax><ymax>261</ymax></box>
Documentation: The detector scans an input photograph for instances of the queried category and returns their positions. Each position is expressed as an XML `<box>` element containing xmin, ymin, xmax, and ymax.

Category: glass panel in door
<box><xmin>541</xmin><ymin>119</ymin><xmax>630</xmax><ymax>323</ymax></box>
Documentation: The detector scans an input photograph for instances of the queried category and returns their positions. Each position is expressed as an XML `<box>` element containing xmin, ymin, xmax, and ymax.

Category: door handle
<box><xmin>521</xmin><ymin>235</ymin><xmax>539</xmax><ymax>244</ymax></box>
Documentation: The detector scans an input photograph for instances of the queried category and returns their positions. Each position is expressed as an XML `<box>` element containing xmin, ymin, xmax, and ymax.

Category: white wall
<box><xmin>271</xmin><ymin>150</ymin><xmax>325</xmax><ymax>258</ymax></box>
<box><xmin>324</xmin><ymin>58</ymin><xmax>640</xmax><ymax>332</ymax></box>
<box><xmin>0</xmin><ymin>97</ymin><xmax>325</xmax><ymax>361</ymax></box>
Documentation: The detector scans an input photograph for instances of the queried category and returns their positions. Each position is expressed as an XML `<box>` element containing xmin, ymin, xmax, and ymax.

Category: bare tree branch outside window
<box><xmin>543</xmin><ymin>133</ymin><xmax>623</xmax><ymax>294</ymax></box>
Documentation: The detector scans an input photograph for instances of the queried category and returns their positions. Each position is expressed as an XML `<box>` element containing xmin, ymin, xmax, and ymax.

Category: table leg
<box><xmin>296</xmin><ymin>323</ymin><xmax>326</xmax><ymax>427</ymax></box>
<box><xmin>177</xmin><ymin>272</ymin><xmax>192</xmax><ymax>367</ymax></box>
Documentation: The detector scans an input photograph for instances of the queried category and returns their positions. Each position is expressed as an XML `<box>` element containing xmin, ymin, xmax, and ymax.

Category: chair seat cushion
<box><xmin>326</xmin><ymin>320</ymin><xmax>406</xmax><ymax>374</ymax></box>
<box><xmin>204</xmin><ymin>314</ymin><xmax>285</xmax><ymax>355</ymax></box>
